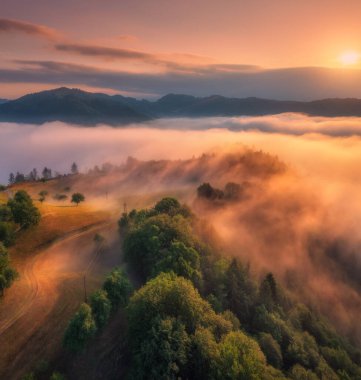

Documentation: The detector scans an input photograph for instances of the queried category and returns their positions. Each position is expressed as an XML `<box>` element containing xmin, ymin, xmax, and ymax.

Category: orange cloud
<box><xmin>0</xmin><ymin>18</ymin><xmax>60</xmax><ymax>40</ymax></box>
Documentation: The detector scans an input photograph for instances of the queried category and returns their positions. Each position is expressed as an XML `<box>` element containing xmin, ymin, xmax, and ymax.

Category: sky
<box><xmin>1</xmin><ymin>0</ymin><xmax>361</xmax><ymax>99</ymax></box>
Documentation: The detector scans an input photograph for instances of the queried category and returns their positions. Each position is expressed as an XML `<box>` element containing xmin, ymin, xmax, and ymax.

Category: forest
<box><xmin>60</xmin><ymin>196</ymin><xmax>361</xmax><ymax>380</ymax></box>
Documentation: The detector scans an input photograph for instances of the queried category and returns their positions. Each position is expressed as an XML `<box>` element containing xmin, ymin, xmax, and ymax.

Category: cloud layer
<box><xmin>0</xmin><ymin>18</ymin><xmax>59</xmax><ymax>40</ymax></box>
<box><xmin>3</xmin><ymin>60</ymin><xmax>361</xmax><ymax>100</ymax></box>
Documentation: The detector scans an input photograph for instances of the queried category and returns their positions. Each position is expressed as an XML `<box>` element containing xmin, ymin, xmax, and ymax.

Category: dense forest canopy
<box><xmin>60</xmin><ymin>197</ymin><xmax>361</xmax><ymax>379</ymax></box>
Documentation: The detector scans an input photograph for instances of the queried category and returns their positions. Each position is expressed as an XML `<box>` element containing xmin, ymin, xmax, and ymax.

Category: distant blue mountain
<box><xmin>1</xmin><ymin>87</ymin><xmax>361</xmax><ymax>125</ymax></box>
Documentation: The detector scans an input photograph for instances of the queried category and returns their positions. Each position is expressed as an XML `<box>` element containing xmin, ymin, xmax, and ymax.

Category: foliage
<box><xmin>0</xmin><ymin>242</ymin><xmax>18</xmax><ymax>295</ymax></box>
<box><xmin>216</xmin><ymin>331</ymin><xmax>267</xmax><ymax>380</ymax></box>
<box><xmin>289</xmin><ymin>364</ymin><xmax>319</xmax><ymax>380</ymax></box>
<box><xmin>103</xmin><ymin>267</ymin><xmax>133</xmax><ymax>309</ymax></box>
<box><xmin>8</xmin><ymin>190</ymin><xmax>40</xmax><ymax>228</ymax></box>
<box><xmin>123</xmin><ymin>212</ymin><xmax>196</xmax><ymax>281</ymax></box>
<box><xmin>63</xmin><ymin>303</ymin><xmax>96</xmax><ymax>351</ymax></box>
<box><xmin>127</xmin><ymin>273</ymin><xmax>232</xmax><ymax>349</ymax></box>
<box><xmin>0</xmin><ymin>204</ymin><xmax>12</xmax><ymax>222</ymax></box>
<box><xmin>197</xmin><ymin>183</ymin><xmax>224</xmax><ymax>200</ymax></box>
<box><xmin>90</xmin><ymin>290</ymin><xmax>111</xmax><ymax>329</ymax></box>
<box><xmin>0</xmin><ymin>221</ymin><xmax>16</xmax><ymax>246</ymax></box>
<box><xmin>127</xmin><ymin>272</ymin><xmax>274</xmax><ymax>379</ymax></box>
<box><xmin>71</xmin><ymin>192</ymin><xmax>85</xmax><ymax>206</ymax></box>
<box><xmin>258</xmin><ymin>332</ymin><xmax>283</xmax><ymax>369</ymax></box>
<box><xmin>130</xmin><ymin>316</ymin><xmax>191</xmax><ymax>380</ymax></box>
<box><xmin>119</xmin><ymin>197</ymin><xmax>361</xmax><ymax>379</ymax></box>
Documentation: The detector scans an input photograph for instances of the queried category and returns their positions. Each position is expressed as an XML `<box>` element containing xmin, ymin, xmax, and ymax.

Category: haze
<box><xmin>2</xmin><ymin>0</ymin><xmax>361</xmax><ymax>99</ymax></box>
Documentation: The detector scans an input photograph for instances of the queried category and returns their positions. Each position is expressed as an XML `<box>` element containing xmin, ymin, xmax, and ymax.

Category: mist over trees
<box><xmin>115</xmin><ymin>197</ymin><xmax>361</xmax><ymax>379</ymax></box>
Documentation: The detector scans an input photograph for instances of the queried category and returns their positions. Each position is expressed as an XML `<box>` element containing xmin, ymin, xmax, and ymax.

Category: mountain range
<box><xmin>1</xmin><ymin>87</ymin><xmax>361</xmax><ymax>125</ymax></box>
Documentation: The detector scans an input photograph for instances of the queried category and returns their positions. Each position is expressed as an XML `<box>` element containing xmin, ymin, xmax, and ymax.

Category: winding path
<box><xmin>0</xmin><ymin>220</ymin><xmax>121</xmax><ymax>379</ymax></box>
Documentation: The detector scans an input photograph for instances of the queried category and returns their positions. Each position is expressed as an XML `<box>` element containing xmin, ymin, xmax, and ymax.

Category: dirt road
<box><xmin>0</xmin><ymin>221</ymin><xmax>122</xmax><ymax>379</ymax></box>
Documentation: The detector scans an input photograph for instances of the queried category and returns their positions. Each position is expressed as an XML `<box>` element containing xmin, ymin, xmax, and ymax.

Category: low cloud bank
<box><xmin>1</xmin><ymin>115</ymin><xmax>361</xmax><ymax>344</ymax></box>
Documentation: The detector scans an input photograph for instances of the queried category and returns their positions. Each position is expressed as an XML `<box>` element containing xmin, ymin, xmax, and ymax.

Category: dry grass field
<box><xmin>0</xmin><ymin>181</ymin><xmax>123</xmax><ymax>379</ymax></box>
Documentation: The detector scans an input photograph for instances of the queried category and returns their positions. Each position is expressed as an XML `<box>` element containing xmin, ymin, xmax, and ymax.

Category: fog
<box><xmin>3</xmin><ymin>114</ymin><xmax>361</xmax><ymax>184</ymax></box>
<box><xmin>1</xmin><ymin>114</ymin><xmax>361</xmax><ymax>345</ymax></box>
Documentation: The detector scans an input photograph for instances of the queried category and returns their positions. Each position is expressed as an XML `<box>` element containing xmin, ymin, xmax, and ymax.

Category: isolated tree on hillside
<box><xmin>71</xmin><ymin>162</ymin><xmax>79</xmax><ymax>175</ymax></box>
<box><xmin>71</xmin><ymin>193</ymin><xmax>85</xmax><ymax>206</ymax></box>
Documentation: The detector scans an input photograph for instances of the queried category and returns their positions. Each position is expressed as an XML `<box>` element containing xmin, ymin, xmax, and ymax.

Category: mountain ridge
<box><xmin>1</xmin><ymin>87</ymin><xmax>361</xmax><ymax>125</ymax></box>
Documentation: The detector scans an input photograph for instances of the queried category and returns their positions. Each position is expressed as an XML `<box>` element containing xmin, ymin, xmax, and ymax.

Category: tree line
<box><xmin>8</xmin><ymin>162</ymin><xmax>79</xmax><ymax>185</ymax></box>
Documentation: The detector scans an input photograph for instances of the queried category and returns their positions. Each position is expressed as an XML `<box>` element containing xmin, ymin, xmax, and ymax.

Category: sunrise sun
<box><xmin>339</xmin><ymin>50</ymin><xmax>360</xmax><ymax>65</ymax></box>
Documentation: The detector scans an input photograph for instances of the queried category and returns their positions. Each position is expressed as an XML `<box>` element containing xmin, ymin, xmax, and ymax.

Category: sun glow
<box><xmin>339</xmin><ymin>50</ymin><xmax>360</xmax><ymax>66</ymax></box>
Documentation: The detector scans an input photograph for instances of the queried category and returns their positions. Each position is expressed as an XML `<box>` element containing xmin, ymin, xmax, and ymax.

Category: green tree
<box><xmin>289</xmin><ymin>364</ymin><xmax>319</xmax><ymax>380</ymax></box>
<box><xmin>225</xmin><ymin>258</ymin><xmax>256</xmax><ymax>326</ymax></box>
<box><xmin>154</xmin><ymin>197</ymin><xmax>192</xmax><ymax>218</ymax></box>
<box><xmin>103</xmin><ymin>267</ymin><xmax>133</xmax><ymax>309</ymax></box>
<box><xmin>63</xmin><ymin>303</ymin><xmax>96</xmax><ymax>351</ymax></box>
<box><xmin>130</xmin><ymin>316</ymin><xmax>190</xmax><ymax>380</ymax></box>
<box><xmin>0</xmin><ymin>243</ymin><xmax>18</xmax><ymax>295</ymax></box>
<box><xmin>0</xmin><ymin>205</ymin><xmax>12</xmax><ymax>222</ymax></box>
<box><xmin>259</xmin><ymin>273</ymin><xmax>279</xmax><ymax>311</ymax></box>
<box><xmin>216</xmin><ymin>331</ymin><xmax>267</xmax><ymax>380</ymax></box>
<box><xmin>124</xmin><ymin>213</ymin><xmax>194</xmax><ymax>280</ymax></box>
<box><xmin>153</xmin><ymin>240</ymin><xmax>201</xmax><ymax>283</ymax></box>
<box><xmin>191</xmin><ymin>327</ymin><xmax>220</xmax><ymax>379</ymax></box>
<box><xmin>286</xmin><ymin>332</ymin><xmax>320</xmax><ymax>369</ymax></box>
<box><xmin>258</xmin><ymin>332</ymin><xmax>283</xmax><ymax>369</ymax></box>
<box><xmin>154</xmin><ymin>197</ymin><xmax>181</xmax><ymax>214</ymax></box>
<box><xmin>8</xmin><ymin>190</ymin><xmax>40</xmax><ymax>228</ymax></box>
<box><xmin>71</xmin><ymin>192</ymin><xmax>85</xmax><ymax>206</ymax></box>
<box><xmin>0</xmin><ymin>221</ymin><xmax>16</xmax><ymax>246</ymax></box>
<box><xmin>90</xmin><ymin>290</ymin><xmax>111</xmax><ymax>329</ymax></box>
<box><xmin>127</xmin><ymin>273</ymin><xmax>232</xmax><ymax>347</ymax></box>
